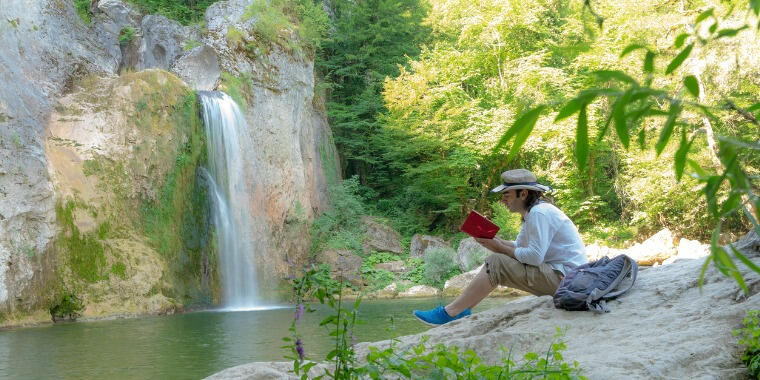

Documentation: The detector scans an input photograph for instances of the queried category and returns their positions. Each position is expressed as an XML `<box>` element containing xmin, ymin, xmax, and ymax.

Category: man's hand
<box><xmin>474</xmin><ymin>236</ymin><xmax>516</xmax><ymax>258</ymax></box>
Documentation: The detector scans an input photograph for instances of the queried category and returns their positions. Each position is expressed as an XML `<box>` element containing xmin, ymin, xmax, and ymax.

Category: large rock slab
<box><xmin>137</xmin><ymin>15</ymin><xmax>200</xmax><ymax>71</ymax></box>
<box><xmin>455</xmin><ymin>237</ymin><xmax>491</xmax><ymax>271</ymax></box>
<box><xmin>171</xmin><ymin>44</ymin><xmax>221</xmax><ymax>91</ymax></box>
<box><xmin>410</xmin><ymin>234</ymin><xmax>447</xmax><ymax>259</ymax></box>
<box><xmin>398</xmin><ymin>285</ymin><xmax>439</xmax><ymax>298</ymax></box>
<box><xmin>319</xmin><ymin>250</ymin><xmax>362</xmax><ymax>283</ymax></box>
<box><xmin>361</xmin><ymin>216</ymin><xmax>402</xmax><ymax>254</ymax></box>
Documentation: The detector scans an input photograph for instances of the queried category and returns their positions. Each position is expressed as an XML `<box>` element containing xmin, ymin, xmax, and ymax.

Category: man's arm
<box><xmin>474</xmin><ymin>237</ymin><xmax>517</xmax><ymax>259</ymax></box>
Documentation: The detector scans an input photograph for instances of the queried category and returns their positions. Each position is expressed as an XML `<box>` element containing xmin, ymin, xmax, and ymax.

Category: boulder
<box><xmin>137</xmin><ymin>15</ymin><xmax>200</xmax><ymax>71</ymax></box>
<box><xmin>373</xmin><ymin>260</ymin><xmax>405</xmax><ymax>274</ymax></box>
<box><xmin>319</xmin><ymin>250</ymin><xmax>362</xmax><ymax>283</ymax></box>
<box><xmin>361</xmin><ymin>216</ymin><xmax>402</xmax><ymax>254</ymax></box>
<box><xmin>625</xmin><ymin>228</ymin><xmax>676</xmax><ymax>265</ymax></box>
<box><xmin>171</xmin><ymin>44</ymin><xmax>221</xmax><ymax>91</ymax></box>
<box><xmin>455</xmin><ymin>238</ymin><xmax>491</xmax><ymax>271</ymax></box>
<box><xmin>410</xmin><ymin>234</ymin><xmax>447</xmax><ymax>259</ymax></box>
<box><xmin>91</xmin><ymin>0</ymin><xmax>142</xmax><ymax>67</ymax></box>
<box><xmin>586</xmin><ymin>228</ymin><xmax>677</xmax><ymax>265</ymax></box>
<box><xmin>398</xmin><ymin>285</ymin><xmax>438</xmax><ymax>298</ymax></box>
<box><xmin>205</xmin><ymin>361</ymin><xmax>330</xmax><ymax>380</ymax></box>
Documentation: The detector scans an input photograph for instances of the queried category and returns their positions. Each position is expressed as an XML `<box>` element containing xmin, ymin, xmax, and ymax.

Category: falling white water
<box><xmin>198</xmin><ymin>91</ymin><xmax>261</xmax><ymax>310</ymax></box>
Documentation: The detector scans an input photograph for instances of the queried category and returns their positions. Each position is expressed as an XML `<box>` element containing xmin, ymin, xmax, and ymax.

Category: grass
<box><xmin>56</xmin><ymin>200</ymin><xmax>108</xmax><ymax>283</ymax></box>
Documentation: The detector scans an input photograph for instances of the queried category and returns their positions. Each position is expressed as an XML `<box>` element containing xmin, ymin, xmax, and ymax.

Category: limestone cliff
<box><xmin>0</xmin><ymin>0</ymin><xmax>337</xmax><ymax>324</ymax></box>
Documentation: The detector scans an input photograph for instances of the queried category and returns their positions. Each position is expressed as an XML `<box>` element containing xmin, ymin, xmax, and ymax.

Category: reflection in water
<box><xmin>0</xmin><ymin>297</ymin><xmax>515</xmax><ymax>379</ymax></box>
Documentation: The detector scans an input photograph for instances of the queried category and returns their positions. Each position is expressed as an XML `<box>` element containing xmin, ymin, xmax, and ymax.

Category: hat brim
<box><xmin>490</xmin><ymin>183</ymin><xmax>551</xmax><ymax>193</ymax></box>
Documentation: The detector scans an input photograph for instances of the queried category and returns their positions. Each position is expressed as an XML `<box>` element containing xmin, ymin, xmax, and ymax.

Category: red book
<box><xmin>460</xmin><ymin>211</ymin><xmax>500</xmax><ymax>239</ymax></box>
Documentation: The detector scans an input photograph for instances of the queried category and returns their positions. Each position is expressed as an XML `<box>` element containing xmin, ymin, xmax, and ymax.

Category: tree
<box><xmin>495</xmin><ymin>2</ymin><xmax>760</xmax><ymax>290</ymax></box>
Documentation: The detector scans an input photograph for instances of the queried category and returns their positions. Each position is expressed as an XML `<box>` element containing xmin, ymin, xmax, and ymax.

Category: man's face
<box><xmin>501</xmin><ymin>189</ymin><xmax>526</xmax><ymax>213</ymax></box>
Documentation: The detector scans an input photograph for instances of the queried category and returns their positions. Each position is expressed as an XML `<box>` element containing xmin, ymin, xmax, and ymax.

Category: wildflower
<box><xmin>295</xmin><ymin>338</ymin><xmax>304</xmax><ymax>361</ymax></box>
<box><xmin>293</xmin><ymin>303</ymin><xmax>304</xmax><ymax>322</ymax></box>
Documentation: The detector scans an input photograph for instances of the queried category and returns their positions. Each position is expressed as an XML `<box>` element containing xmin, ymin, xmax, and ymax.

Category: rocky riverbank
<box><xmin>206</xmin><ymin>231</ymin><xmax>760</xmax><ymax>379</ymax></box>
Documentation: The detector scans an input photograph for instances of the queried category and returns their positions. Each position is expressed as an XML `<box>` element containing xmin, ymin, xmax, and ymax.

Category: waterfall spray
<box><xmin>198</xmin><ymin>91</ymin><xmax>260</xmax><ymax>310</ymax></box>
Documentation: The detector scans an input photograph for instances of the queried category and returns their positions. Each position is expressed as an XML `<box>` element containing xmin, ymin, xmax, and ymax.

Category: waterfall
<box><xmin>198</xmin><ymin>91</ymin><xmax>260</xmax><ymax>310</ymax></box>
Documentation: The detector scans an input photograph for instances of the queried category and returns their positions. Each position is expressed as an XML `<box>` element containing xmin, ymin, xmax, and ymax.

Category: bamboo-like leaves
<box><xmin>655</xmin><ymin>101</ymin><xmax>682</xmax><ymax>155</ymax></box>
<box><xmin>612</xmin><ymin>89</ymin><xmax>633</xmax><ymax>148</ymax></box>
<box><xmin>620</xmin><ymin>44</ymin><xmax>646</xmax><ymax>58</ymax></box>
<box><xmin>666</xmin><ymin>44</ymin><xmax>693</xmax><ymax>74</ymax></box>
<box><xmin>593</xmin><ymin>70</ymin><xmax>638</xmax><ymax>85</ymax></box>
<box><xmin>576</xmin><ymin>105</ymin><xmax>589</xmax><ymax>171</ymax></box>
<box><xmin>493</xmin><ymin>106</ymin><xmax>546</xmax><ymax>161</ymax></box>
<box><xmin>716</xmin><ymin>26</ymin><xmax>748</xmax><ymax>38</ymax></box>
<box><xmin>674</xmin><ymin>33</ymin><xmax>690</xmax><ymax>48</ymax></box>
<box><xmin>683</xmin><ymin>75</ymin><xmax>699</xmax><ymax>98</ymax></box>
<box><xmin>643</xmin><ymin>51</ymin><xmax>655</xmax><ymax>73</ymax></box>
<box><xmin>695</xmin><ymin>8</ymin><xmax>714</xmax><ymax>24</ymax></box>
<box><xmin>674</xmin><ymin>128</ymin><xmax>693</xmax><ymax>180</ymax></box>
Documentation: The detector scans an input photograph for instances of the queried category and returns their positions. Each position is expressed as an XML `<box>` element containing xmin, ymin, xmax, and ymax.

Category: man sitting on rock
<box><xmin>413</xmin><ymin>168</ymin><xmax>588</xmax><ymax>325</ymax></box>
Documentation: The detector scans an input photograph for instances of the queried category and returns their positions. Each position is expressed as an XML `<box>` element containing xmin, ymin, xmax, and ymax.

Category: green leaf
<box><xmin>752</xmin><ymin>0</ymin><xmax>760</xmax><ymax>16</ymax></box>
<box><xmin>555</xmin><ymin>96</ymin><xmax>592</xmax><ymax>122</ymax></box>
<box><xmin>698</xmin><ymin>254</ymin><xmax>713</xmax><ymax>289</ymax></box>
<box><xmin>695</xmin><ymin>8</ymin><xmax>714</xmax><ymax>24</ymax></box>
<box><xmin>637</xmin><ymin>128</ymin><xmax>646</xmax><ymax>149</ymax></box>
<box><xmin>576</xmin><ymin>106</ymin><xmax>589</xmax><ymax>171</ymax></box>
<box><xmin>674</xmin><ymin>33</ymin><xmax>690</xmax><ymax>48</ymax></box>
<box><xmin>612</xmin><ymin>90</ymin><xmax>633</xmax><ymax>148</ymax></box>
<box><xmin>719</xmin><ymin>193</ymin><xmax>742</xmax><ymax>215</ymax></box>
<box><xmin>666</xmin><ymin>44</ymin><xmax>693</xmax><ymax>74</ymax></box>
<box><xmin>620</xmin><ymin>44</ymin><xmax>646</xmax><ymax>58</ymax></box>
<box><xmin>716</xmin><ymin>26</ymin><xmax>748</xmax><ymax>38</ymax></box>
<box><xmin>687</xmin><ymin>159</ymin><xmax>708</xmax><ymax>177</ymax></box>
<box><xmin>655</xmin><ymin>101</ymin><xmax>682</xmax><ymax>155</ymax></box>
<box><xmin>674</xmin><ymin>129</ymin><xmax>692</xmax><ymax>180</ymax></box>
<box><xmin>683</xmin><ymin>75</ymin><xmax>699</xmax><ymax>98</ymax></box>
<box><xmin>709</xmin><ymin>23</ymin><xmax>718</xmax><ymax>34</ymax></box>
<box><xmin>643</xmin><ymin>51</ymin><xmax>655</xmax><ymax>73</ymax></box>
<box><xmin>715</xmin><ymin>247</ymin><xmax>748</xmax><ymax>294</ymax></box>
<box><xmin>729</xmin><ymin>244</ymin><xmax>760</xmax><ymax>275</ymax></box>
<box><xmin>747</xmin><ymin>102</ymin><xmax>760</xmax><ymax>112</ymax></box>
<box><xmin>592</xmin><ymin>70</ymin><xmax>638</xmax><ymax>85</ymax></box>
<box><xmin>493</xmin><ymin>105</ymin><xmax>546</xmax><ymax>154</ymax></box>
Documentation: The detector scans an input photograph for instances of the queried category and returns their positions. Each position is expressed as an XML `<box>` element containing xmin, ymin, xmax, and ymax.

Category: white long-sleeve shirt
<box><xmin>512</xmin><ymin>202</ymin><xmax>587</xmax><ymax>275</ymax></box>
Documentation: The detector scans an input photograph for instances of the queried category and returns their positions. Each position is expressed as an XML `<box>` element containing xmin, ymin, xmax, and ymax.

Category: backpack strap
<box><xmin>585</xmin><ymin>255</ymin><xmax>638</xmax><ymax>313</ymax></box>
<box><xmin>602</xmin><ymin>255</ymin><xmax>638</xmax><ymax>299</ymax></box>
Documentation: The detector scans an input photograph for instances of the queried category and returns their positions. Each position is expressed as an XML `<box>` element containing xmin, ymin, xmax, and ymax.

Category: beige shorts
<box><xmin>483</xmin><ymin>253</ymin><xmax>563</xmax><ymax>296</ymax></box>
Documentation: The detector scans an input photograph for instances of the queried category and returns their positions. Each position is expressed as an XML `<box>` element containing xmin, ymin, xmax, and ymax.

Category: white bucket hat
<box><xmin>490</xmin><ymin>168</ymin><xmax>552</xmax><ymax>193</ymax></box>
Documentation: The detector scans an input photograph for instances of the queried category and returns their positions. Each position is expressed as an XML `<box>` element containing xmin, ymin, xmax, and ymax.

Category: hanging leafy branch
<box><xmin>494</xmin><ymin>4</ymin><xmax>760</xmax><ymax>293</ymax></box>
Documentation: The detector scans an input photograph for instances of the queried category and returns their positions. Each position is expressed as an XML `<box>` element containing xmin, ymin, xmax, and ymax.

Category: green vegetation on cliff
<box><xmin>55</xmin><ymin>71</ymin><xmax>217</xmax><ymax>308</ymax></box>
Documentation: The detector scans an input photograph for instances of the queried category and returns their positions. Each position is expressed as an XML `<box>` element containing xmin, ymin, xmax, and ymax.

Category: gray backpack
<box><xmin>553</xmin><ymin>255</ymin><xmax>638</xmax><ymax>313</ymax></box>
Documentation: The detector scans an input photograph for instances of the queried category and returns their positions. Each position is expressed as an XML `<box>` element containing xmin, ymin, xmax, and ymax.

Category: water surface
<box><xmin>0</xmin><ymin>297</ymin><xmax>515</xmax><ymax>379</ymax></box>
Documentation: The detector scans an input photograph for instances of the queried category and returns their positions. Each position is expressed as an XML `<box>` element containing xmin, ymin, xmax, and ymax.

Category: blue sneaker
<box><xmin>413</xmin><ymin>306</ymin><xmax>471</xmax><ymax>326</ymax></box>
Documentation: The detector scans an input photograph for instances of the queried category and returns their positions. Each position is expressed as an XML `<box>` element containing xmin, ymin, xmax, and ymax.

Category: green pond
<box><xmin>0</xmin><ymin>297</ymin><xmax>515</xmax><ymax>379</ymax></box>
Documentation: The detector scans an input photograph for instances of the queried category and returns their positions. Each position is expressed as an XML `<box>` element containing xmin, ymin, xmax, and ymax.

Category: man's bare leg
<box><xmin>444</xmin><ymin>268</ymin><xmax>495</xmax><ymax>317</ymax></box>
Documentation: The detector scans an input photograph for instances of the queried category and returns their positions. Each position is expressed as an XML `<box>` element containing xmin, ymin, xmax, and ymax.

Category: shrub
<box><xmin>735</xmin><ymin>309</ymin><xmax>760</xmax><ymax>378</ymax></box>
<box><xmin>119</xmin><ymin>27</ymin><xmax>136</xmax><ymax>44</ymax></box>
<box><xmin>423</xmin><ymin>247</ymin><xmax>460</xmax><ymax>289</ymax></box>
<box><xmin>50</xmin><ymin>294</ymin><xmax>84</xmax><ymax>322</ymax></box>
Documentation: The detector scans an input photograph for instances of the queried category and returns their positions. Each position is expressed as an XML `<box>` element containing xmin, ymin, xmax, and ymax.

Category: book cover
<box><xmin>460</xmin><ymin>211</ymin><xmax>500</xmax><ymax>239</ymax></box>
